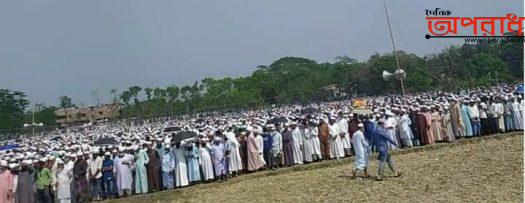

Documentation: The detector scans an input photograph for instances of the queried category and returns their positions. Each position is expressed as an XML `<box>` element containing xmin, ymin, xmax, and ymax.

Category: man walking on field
<box><xmin>351</xmin><ymin>123</ymin><xmax>370</xmax><ymax>178</ymax></box>
<box><xmin>371</xmin><ymin>121</ymin><xmax>401</xmax><ymax>181</ymax></box>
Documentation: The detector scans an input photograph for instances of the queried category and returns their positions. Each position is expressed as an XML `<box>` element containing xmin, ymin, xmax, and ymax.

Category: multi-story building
<box><xmin>55</xmin><ymin>103</ymin><xmax>121</xmax><ymax>126</ymax></box>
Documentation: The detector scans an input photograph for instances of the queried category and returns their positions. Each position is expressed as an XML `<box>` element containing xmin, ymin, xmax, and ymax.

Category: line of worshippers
<box><xmin>0</xmin><ymin>85</ymin><xmax>523</xmax><ymax>202</ymax></box>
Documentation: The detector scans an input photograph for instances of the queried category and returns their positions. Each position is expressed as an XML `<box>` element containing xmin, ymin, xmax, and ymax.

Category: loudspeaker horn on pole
<box><xmin>382</xmin><ymin>69</ymin><xmax>406</xmax><ymax>81</ymax></box>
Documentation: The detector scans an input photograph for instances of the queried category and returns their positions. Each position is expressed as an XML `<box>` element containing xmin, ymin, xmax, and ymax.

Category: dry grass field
<box><xmin>107</xmin><ymin>133</ymin><xmax>523</xmax><ymax>203</ymax></box>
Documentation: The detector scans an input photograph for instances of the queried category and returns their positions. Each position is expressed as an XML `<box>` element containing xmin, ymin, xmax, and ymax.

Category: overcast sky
<box><xmin>0</xmin><ymin>0</ymin><xmax>522</xmax><ymax>106</ymax></box>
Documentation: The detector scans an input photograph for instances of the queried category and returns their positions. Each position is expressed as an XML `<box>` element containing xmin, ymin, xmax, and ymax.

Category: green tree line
<box><xmin>0</xmin><ymin>38</ymin><xmax>522</xmax><ymax>133</ymax></box>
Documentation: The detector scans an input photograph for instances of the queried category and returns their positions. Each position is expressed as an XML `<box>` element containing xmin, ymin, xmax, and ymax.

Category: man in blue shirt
<box><xmin>371</xmin><ymin>121</ymin><xmax>401</xmax><ymax>181</ymax></box>
<box><xmin>262</xmin><ymin>126</ymin><xmax>275</xmax><ymax>170</ymax></box>
<box><xmin>101</xmin><ymin>152</ymin><xmax>115</xmax><ymax>199</ymax></box>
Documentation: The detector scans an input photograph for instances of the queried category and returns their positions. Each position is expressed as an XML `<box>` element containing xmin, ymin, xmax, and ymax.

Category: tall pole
<box><xmin>32</xmin><ymin>107</ymin><xmax>35</xmax><ymax>138</ymax></box>
<box><xmin>384</xmin><ymin>1</ymin><xmax>406</xmax><ymax>96</ymax></box>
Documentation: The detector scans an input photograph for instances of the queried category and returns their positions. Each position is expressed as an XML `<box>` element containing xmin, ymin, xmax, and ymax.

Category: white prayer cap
<box><xmin>357</xmin><ymin>123</ymin><xmax>364</xmax><ymax>128</ymax></box>
<box><xmin>0</xmin><ymin>160</ymin><xmax>7</xmax><ymax>167</ymax></box>
<box><xmin>246</xmin><ymin>126</ymin><xmax>254</xmax><ymax>132</ymax></box>
<box><xmin>76</xmin><ymin>152</ymin><xmax>83</xmax><ymax>157</ymax></box>
<box><xmin>49</xmin><ymin>156</ymin><xmax>55</xmax><ymax>160</ymax></box>
<box><xmin>112</xmin><ymin>149</ymin><xmax>118</xmax><ymax>153</ymax></box>
<box><xmin>39</xmin><ymin>157</ymin><xmax>48</xmax><ymax>163</ymax></box>
<box><xmin>56</xmin><ymin>159</ymin><xmax>64</xmax><ymax>164</ymax></box>
<box><xmin>118</xmin><ymin>147</ymin><xmax>125</xmax><ymax>152</ymax></box>
<box><xmin>9</xmin><ymin>163</ymin><xmax>19</xmax><ymax>169</ymax></box>
<box><xmin>104</xmin><ymin>152</ymin><xmax>111</xmax><ymax>156</ymax></box>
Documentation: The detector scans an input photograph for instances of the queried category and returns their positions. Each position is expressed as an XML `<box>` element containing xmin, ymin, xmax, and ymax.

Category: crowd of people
<box><xmin>0</xmin><ymin>84</ymin><xmax>523</xmax><ymax>203</ymax></box>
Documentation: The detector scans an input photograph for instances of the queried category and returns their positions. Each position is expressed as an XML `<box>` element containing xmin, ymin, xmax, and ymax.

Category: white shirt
<box><xmin>328</xmin><ymin>123</ymin><xmax>340</xmax><ymax>138</ymax></box>
<box><xmin>89</xmin><ymin>156</ymin><xmax>103</xmax><ymax>179</ymax></box>
<box><xmin>337</xmin><ymin>118</ymin><xmax>348</xmax><ymax>134</ymax></box>
<box><xmin>469</xmin><ymin>105</ymin><xmax>480</xmax><ymax>119</ymax></box>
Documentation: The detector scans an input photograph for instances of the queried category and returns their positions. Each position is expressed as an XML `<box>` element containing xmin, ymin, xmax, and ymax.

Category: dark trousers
<box><xmin>37</xmin><ymin>187</ymin><xmax>51</xmax><ymax>203</ymax></box>
<box><xmin>102</xmin><ymin>179</ymin><xmax>114</xmax><ymax>198</ymax></box>
<box><xmin>378</xmin><ymin>154</ymin><xmax>397</xmax><ymax>176</ymax></box>
<box><xmin>263</xmin><ymin>150</ymin><xmax>274</xmax><ymax>168</ymax></box>
<box><xmin>491</xmin><ymin>117</ymin><xmax>501</xmax><ymax>133</ymax></box>
<box><xmin>471</xmin><ymin>120</ymin><xmax>481</xmax><ymax>136</ymax></box>
<box><xmin>91</xmin><ymin>178</ymin><xmax>101</xmax><ymax>200</ymax></box>
<box><xmin>480</xmin><ymin>118</ymin><xmax>491</xmax><ymax>135</ymax></box>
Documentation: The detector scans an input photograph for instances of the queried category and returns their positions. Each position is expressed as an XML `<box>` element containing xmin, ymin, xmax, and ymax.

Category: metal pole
<box><xmin>31</xmin><ymin>107</ymin><xmax>35</xmax><ymax>138</ymax></box>
<box><xmin>384</xmin><ymin>1</ymin><xmax>406</xmax><ymax>96</ymax></box>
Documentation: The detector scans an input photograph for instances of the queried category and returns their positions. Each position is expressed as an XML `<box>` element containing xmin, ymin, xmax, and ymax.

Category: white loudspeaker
<box><xmin>382</xmin><ymin>69</ymin><xmax>406</xmax><ymax>81</ymax></box>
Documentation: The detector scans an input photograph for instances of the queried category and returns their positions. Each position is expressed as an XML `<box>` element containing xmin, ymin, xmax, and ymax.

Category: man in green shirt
<box><xmin>36</xmin><ymin>159</ymin><xmax>52</xmax><ymax>203</ymax></box>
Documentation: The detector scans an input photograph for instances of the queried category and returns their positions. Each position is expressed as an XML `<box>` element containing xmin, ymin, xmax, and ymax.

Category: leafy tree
<box><xmin>120</xmin><ymin>91</ymin><xmax>132</xmax><ymax>106</ymax></box>
<box><xmin>128</xmin><ymin>85</ymin><xmax>142</xmax><ymax>105</ymax></box>
<box><xmin>59</xmin><ymin>95</ymin><xmax>75</xmax><ymax>108</ymax></box>
<box><xmin>144</xmin><ymin>87</ymin><xmax>153</xmax><ymax>101</ymax></box>
<box><xmin>0</xmin><ymin>89</ymin><xmax>30</xmax><ymax>130</ymax></box>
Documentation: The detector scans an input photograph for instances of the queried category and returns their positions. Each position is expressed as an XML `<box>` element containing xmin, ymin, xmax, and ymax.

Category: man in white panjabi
<box><xmin>254</xmin><ymin>128</ymin><xmax>266</xmax><ymax>166</ymax></box>
<box><xmin>225</xmin><ymin>130</ymin><xmax>243</xmax><ymax>174</ymax></box>
<box><xmin>351</xmin><ymin>123</ymin><xmax>370</xmax><ymax>177</ymax></box>
<box><xmin>291</xmin><ymin>123</ymin><xmax>304</xmax><ymax>165</ymax></box>
<box><xmin>337</xmin><ymin>115</ymin><xmax>351</xmax><ymax>156</ymax></box>
<box><xmin>328</xmin><ymin>117</ymin><xmax>345</xmax><ymax>159</ymax></box>
<box><xmin>114</xmin><ymin>147</ymin><xmax>134</xmax><ymax>196</ymax></box>
<box><xmin>198</xmin><ymin>141</ymin><xmax>214</xmax><ymax>181</ymax></box>
<box><xmin>385</xmin><ymin>113</ymin><xmax>399</xmax><ymax>150</ymax></box>
<box><xmin>56</xmin><ymin>159</ymin><xmax>73</xmax><ymax>203</ymax></box>
<box><xmin>309</xmin><ymin>120</ymin><xmax>322</xmax><ymax>161</ymax></box>
<box><xmin>301</xmin><ymin>124</ymin><xmax>313</xmax><ymax>163</ymax></box>
<box><xmin>173</xmin><ymin>142</ymin><xmax>189</xmax><ymax>187</ymax></box>
<box><xmin>397</xmin><ymin>109</ymin><xmax>414</xmax><ymax>147</ymax></box>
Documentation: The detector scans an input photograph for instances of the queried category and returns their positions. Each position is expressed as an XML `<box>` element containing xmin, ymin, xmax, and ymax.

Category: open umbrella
<box><xmin>267</xmin><ymin>117</ymin><xmax>288</xmax><ymax>124</ymax></box>
<box><xmin>172</xmin><ymin>131</ymin><xmax>197</xmax><ymax>142</ymax></box>
<box><xmin>163</xmin><ymin>126</ymin><xmax>181</xmax><ymax>132</ymax></box>
<box><xmin>94</xmin><ymin>137</ymin><xmax>118</xmax><ymax>146</ymax></box>
<box><xmin>196</xmin><ymin>117</ymin><xmax>206</xmax><ymax>123</ymax></box>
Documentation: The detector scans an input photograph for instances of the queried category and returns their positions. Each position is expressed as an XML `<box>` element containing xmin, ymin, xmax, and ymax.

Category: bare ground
<box><xmin>106</xmin><ymin>133</ymin><xmax>523</xmax><ymax>203</ymax></box>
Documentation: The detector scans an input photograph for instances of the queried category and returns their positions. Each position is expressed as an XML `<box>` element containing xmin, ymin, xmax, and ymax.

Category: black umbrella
<box><xmin>301</xmin><ymin>107</ymin><xmax>319</xmax><ymax>115</ymax></box>
<box><xmin>267</xmin><ymin>117</ymin><xmax>288</xmax><ymax>124</ymax></box>
<box><xmin>163</xmin><ymin>126</ymin><xmax>181</xmax><ymax>132</ymax></box>
<box><xmin>94</xmin><ymin>137</ymin><xmax>118</xmax><ymax>146</ymax></box>
<box><xmin>196</xmin><ymin>117</ymin><xmax>205</xmax><ymax>123</ymax></box>
<box><xmin>172</xmin><ymin>131</ymin><xmax>197</xmax><ymax>142</ymax></box>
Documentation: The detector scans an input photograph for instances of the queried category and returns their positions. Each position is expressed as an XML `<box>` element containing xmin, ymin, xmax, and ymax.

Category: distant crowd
<box><xmin>0</xmin><ymin>84</ymin><xmax>522</xmax><ymax>203</ymax></box>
